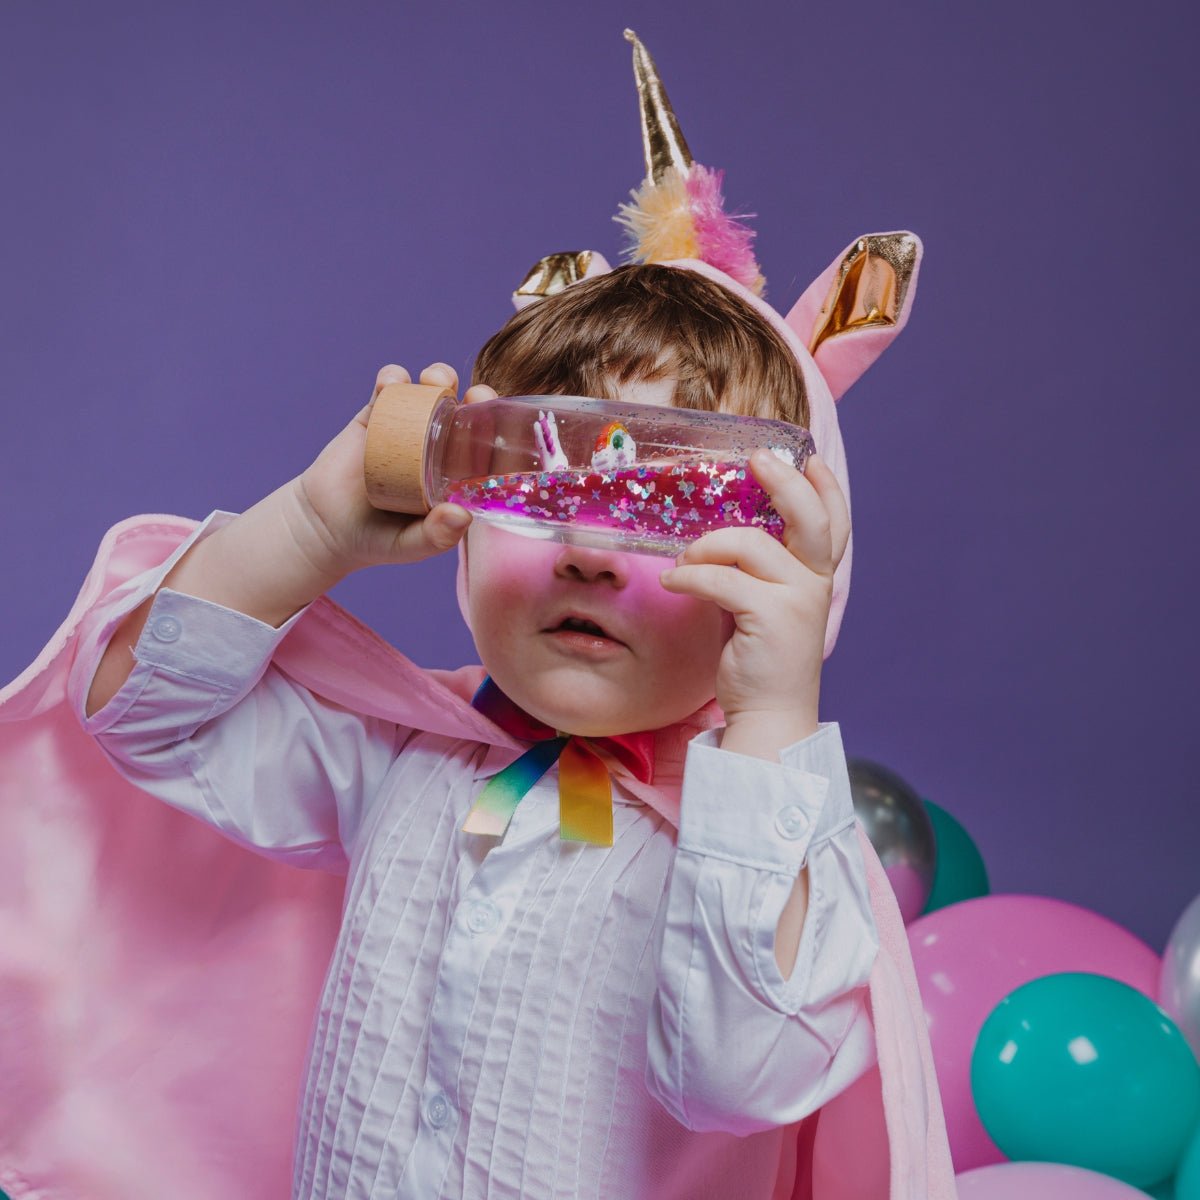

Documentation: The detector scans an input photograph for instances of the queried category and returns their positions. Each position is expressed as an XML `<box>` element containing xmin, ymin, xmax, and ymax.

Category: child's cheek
<box><xmin>639</xmin><ymin>563</ymin><xmax>734</xmax><ymax>666</ymax></box>
<box><xmin>467</xmin><ymin>525</ymin><xmax>557</xmax><ymax>595</ymax></box>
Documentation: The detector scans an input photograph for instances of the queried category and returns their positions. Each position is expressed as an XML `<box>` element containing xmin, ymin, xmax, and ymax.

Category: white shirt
<box><xmin>77</xmin><ymin>512</ymin><xmax>880</xmax><ymax>1200</ymax></box>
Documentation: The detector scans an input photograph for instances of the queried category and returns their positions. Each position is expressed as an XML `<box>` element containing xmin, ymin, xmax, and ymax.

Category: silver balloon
<box><xmin>846</xmin><ymin>757</ymin><xmax>936</xmax><ymax>924</ymax></box>
<box><xmin>1160</xmin><ymin>891</ymin><xmax>1200</xmax><ymax>1060</ymax></box>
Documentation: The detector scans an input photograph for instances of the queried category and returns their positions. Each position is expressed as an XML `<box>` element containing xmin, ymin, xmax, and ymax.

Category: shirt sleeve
<box><xmin>67</xmin><ymin>510</ymin><xmax>402</xmax><ymax>874</ymax></box>
<box><xmin>645</xmin><ymin>721</ymin><xmax>880</xmax><ymax>1135</ymax></box>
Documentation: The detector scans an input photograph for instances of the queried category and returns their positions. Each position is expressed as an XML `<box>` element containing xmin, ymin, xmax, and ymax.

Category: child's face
<box><xmin>464</xmin><ymin>377</ymin><xmax>735</xmax><ymax>736</ymax></box>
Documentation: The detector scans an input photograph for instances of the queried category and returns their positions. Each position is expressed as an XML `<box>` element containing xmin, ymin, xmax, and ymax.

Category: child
<box><xmin>0</xmin><ymin>31</ymin><xmax>955</xmax><ymax>1200</ymax></box>
<box><xmin>78</xmin><ymin>262</ymin><xmax>871</xmax><ymax>1199</ymax></box>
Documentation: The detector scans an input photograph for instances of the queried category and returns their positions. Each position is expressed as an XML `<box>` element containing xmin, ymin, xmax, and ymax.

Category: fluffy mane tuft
<box><xmin>615</xmin><ymin>164</ymin><xmax>765</xmax><ymax>296</ymax></box>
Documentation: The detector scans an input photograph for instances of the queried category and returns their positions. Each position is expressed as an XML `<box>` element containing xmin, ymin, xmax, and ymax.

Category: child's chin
<box><xmin>521</xmin><ymin>679</ymin><xmax>651</xmax><ymax>739</ymax></box>
<box><xmin>542</xmin><ymin>705</ymin><xmax>643</xmax><ymax>739</ymax></box>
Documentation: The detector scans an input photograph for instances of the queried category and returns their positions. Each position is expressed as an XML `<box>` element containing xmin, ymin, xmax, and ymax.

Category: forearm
<box><xmin>85</xmin><ymin>478</ymin><xmax>346</xmax><ymax>717</ymax></box>
<box><xmin>76</xmin><ymin>580</ymin><xmax>398</xmax><ymax>871</ymax></box>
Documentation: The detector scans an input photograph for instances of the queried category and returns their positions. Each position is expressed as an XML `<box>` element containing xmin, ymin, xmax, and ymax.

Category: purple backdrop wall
<box><xmin>2</xmin><ymin>2</ymin><xmax>1195</xmax><ymax>952</ymax></box>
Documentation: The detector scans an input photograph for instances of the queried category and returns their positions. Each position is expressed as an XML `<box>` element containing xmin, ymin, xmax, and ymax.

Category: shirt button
<box><xmin>774</xmin><ymin>804</ymin><xmax>809</xmax><ymax>840</ymax></box>
<box><xmin>466</xmin><ymin>899</ymin><xmax>500</xmax><ymax>935</ymax></box>
<box><xmin>425</xmin><ymin>1093</ymin><xmax>451</xmax><ymax>1129</ymax></box>
<box><xmin>149</xmin><ymin>615</ymin><xmax>182</xmax><ymax>643</ymax></box>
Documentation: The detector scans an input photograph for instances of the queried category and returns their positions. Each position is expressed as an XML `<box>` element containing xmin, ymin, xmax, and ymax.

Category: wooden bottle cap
<box><xmin>363</xmin><ymin>381</ymin><xmax>457</xmax><ymax>514</ymax></box>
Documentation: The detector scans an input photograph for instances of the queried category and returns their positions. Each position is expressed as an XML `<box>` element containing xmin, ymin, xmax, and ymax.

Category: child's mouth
<box><xmin>544</xmin><ymin>614</ymin><xmax>626</xmax><ymax>656</ymax></box>
<box><xmin>558</xmin><ymin>616</ymin><xmax>609</xmax><ymax>637</ymax></box>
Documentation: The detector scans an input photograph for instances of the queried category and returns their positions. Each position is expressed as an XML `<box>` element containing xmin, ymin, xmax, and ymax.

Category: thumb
<box><xmin>409</xmin><ymin>503</ymin><xmax>473</xmax><ymax>558</ymax></box>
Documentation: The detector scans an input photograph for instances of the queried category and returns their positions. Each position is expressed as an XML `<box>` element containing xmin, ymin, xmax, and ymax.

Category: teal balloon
<box><xmin>1176</xmin><ymin>1120</ymin><xmax>1200</xmax><ymax>1200</ymax></box>
<box><xmin>920</xmin><ymin>797</ymin><xmax>989</xmax><ymax>913</ymax></box>
<box><xmin>971</xmin><ymin>971</ymin><xmax>1200</xmax><ymax>1189</ymax></box>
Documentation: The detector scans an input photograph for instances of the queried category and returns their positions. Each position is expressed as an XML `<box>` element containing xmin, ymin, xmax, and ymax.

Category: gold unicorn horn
<box><xmin>624</xmin><ymin>29</ymin><xmax>693</xmax><ymax>183</ymax></box>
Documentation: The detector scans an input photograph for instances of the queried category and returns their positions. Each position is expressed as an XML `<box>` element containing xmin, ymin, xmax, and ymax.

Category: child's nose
<box><xmin>552</xmin><ymin>543</ymin><xmax>630</xmax><ymax>587</ymax></box>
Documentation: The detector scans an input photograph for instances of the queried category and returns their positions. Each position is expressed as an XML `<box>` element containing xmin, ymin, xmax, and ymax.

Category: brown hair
<box><xmin>471</xmin><ymin>264</ymin><xmax>809</xmax><ymax>427</ymax></box>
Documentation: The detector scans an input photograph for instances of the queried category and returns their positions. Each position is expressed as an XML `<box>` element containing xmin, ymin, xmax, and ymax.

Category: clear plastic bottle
<box><xmin>363</xmin><ymin>383</ymin><xmax>815</xmax><ymax>556</ymax></box>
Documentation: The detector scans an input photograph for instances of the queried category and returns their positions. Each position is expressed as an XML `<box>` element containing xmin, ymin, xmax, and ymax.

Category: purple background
<box><xmin>2</xmin><ymin>3</ymin><xmax>1195</xmax><ymax>953</ymax></box>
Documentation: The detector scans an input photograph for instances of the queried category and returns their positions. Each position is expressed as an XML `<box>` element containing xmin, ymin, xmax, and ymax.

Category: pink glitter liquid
<box><xmin>446</xmin><ymin>459</ymin><xmax>783</xmax><ymax>555</ymax></box>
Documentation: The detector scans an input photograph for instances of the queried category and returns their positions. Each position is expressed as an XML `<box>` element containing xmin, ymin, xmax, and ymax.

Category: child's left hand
<box><xmin>658</xmin><ymin>450</ymin><xmax>850</xmax><ymax>749</ymax></box>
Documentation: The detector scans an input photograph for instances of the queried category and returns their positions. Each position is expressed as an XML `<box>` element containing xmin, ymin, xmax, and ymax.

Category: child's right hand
<box><xmin>294</xmin><ymin>363</ymin><xmax>498</xmax><ymax>576</ymax></box>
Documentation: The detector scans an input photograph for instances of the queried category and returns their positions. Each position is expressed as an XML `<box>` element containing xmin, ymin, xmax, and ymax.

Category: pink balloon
<box><xmin>885</xmin><ymin>861</ymin><xmax>928</xmax><ymax>925</ymax></box>
<box><xmin>907</xmin><ymin>894</ymin><xmax>1161</xmax><ymax>1174</ymax></box>
<box><xmin>956</xmin><ymin>1160</ymin><xmax>1156</xmax><ymax>1199</ymax></box>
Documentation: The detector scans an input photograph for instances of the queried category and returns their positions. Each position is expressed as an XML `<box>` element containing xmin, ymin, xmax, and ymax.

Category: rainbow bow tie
<box><xmin>462</xmin><ymin>678</ymin><xmax>655</xmax><ymax>846</ymax></box>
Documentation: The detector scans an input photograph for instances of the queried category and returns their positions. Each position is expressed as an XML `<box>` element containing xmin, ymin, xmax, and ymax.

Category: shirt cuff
<box><xmin>679</xmin><ymin>723</ymin><xmax>854</xmax><ymax>873</ymax></box>
<box><xmin>778</xmin><ymin>721</ymin><xmax>857</xmax><ymax>839</ymax></box>
<box><xmin>132</xmin><ymin>585</ymin><xmax>311</xmax><ymax>693</ymax></box>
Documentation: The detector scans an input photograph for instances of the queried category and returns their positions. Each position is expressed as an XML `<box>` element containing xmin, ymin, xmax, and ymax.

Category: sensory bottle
<box><xmin>363</xmin><ymin>382</ymin><xmax>815</xmax><ymax>556</ymax></box>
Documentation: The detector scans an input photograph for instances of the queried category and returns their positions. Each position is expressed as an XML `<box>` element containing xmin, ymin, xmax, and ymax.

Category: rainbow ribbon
<box><xmin>462</xmin><ymin>678</ymin><xmax>654</xmax><ymax>846</ymax></box>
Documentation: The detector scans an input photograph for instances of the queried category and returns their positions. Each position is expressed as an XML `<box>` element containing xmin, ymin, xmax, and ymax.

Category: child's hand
<box><xmin>658</xmin><ymin>451</ymin><xmax>850</xmax><ymax>752</ymax></box>
<box><xmin>294</xmin><ymin>363</ymin><xmax>498</xmax><ymax>575</ymax></box>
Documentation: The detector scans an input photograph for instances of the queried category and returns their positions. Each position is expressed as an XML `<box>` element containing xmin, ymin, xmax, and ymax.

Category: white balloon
<box><xmin>1160</xmin><ymin>891</ymin><xmax>1200</xmax><ymax>1060</ymax></box>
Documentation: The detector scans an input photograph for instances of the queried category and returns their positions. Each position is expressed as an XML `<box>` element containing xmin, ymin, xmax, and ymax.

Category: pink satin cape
<box><xmin>0</xmin><ymin>514</ymin><xmax>956</xmax><ymax>1200</ymax></box>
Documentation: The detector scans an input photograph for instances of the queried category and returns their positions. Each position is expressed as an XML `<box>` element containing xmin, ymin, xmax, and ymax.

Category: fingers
<box><xmin>801</xmin><ymin>453</ymin><xmax>850</xmax><ymax>570</ymax></box>
<box><xmin>674</xmin><ymin>526</ymin><xmax>800</xmax><ymax>585</ymax></box>
<box><xmin>810</xmin><ymin>455</ymin><xmax>852</xmax><ymax>570</ymax></box>
<box><xmin>659</xmin><ymin>557</ymin><xmax>770</xmax><ymax>616</ymax></box>
<box><xmin>351</xmin><ymin>364</ymin><xmax>412</xmax><ymax>428</ymax></box>
<box><xmin>662</xmin><ymin>529</ymin><xmax>781</xmax><ymax>614</ymax></box>
<box><xmin>373</xmin><ymin>362</ymin><xmax>459</xmax><ymax>396</ymax></box>
<box><xmin>748</xmin><ymin>450</ymin><xmax>848</xmax><ymax>575</ymax></box>
<box><xmin>359</xmin><ymin>362</ymin><xmax>460</xmax><ymax>429</ymax></box>
<box><xmin>464</xmin><ymin>383</ymin><xmax>499</xmax><ymax>405</ymax></box>
<box><xmin>659</xmin><ymin>461</ymin><xmax>847</xmax><ymax>618</ymax></box>
<box><xmin>419</xmin><ymin>362</ymin><xmax>459</xmax><ymax>392</ymax></box>
<box><xmin>373</xmin><ymin>363</ymin><xmax>412</xmax><ymax>398</ymax></box>
<box><xmin>371</xmin><ymin>361</ymin><xmax>458</xmax><ymax>403</ymax></box>
<box><xmin>372</xmin><ymin>364</ymin><xmax>488</xmax><ymax>407</ymax></box>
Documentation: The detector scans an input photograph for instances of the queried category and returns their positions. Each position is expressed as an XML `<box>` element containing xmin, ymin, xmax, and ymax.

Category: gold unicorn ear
<box><xmin>512</xmin><ymin>250</ymin><xmax>612</xmax><ymax>309</ymax></box>
<box><xmin>809</xmin><ymin>233</ymin><xmax>920</xmax><ymax>354</ymax></box>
